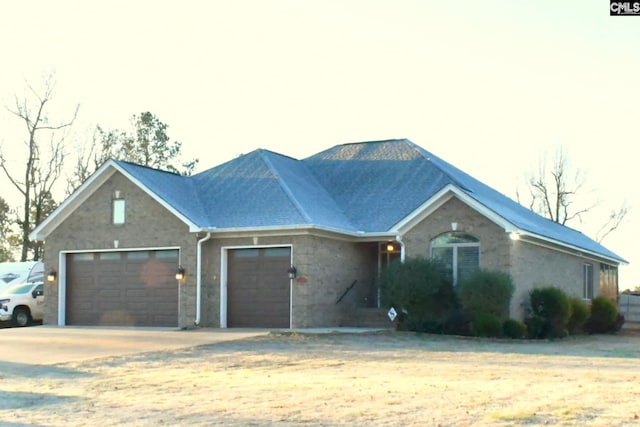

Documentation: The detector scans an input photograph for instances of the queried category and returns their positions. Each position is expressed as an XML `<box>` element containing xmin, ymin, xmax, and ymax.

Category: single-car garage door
<box><xmin>66</xmin><ymin>250</ymin><xmax>179</xmax><ymax>326</ymax></box>
<box><xmin>227</xmin><ymin>247</ymin><xmax>291</xmax><ymax>328</ymax></box>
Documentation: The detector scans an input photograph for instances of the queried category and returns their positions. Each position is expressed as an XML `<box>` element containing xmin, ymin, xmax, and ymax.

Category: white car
<box><xmin>0</xmin><ymin>261</ymin><xmax>44</xmax><ymax>290</ymax></box>
<box><xmin>0</xmin><ymin>282</ymin><xmax>44</xmax><ymax>327</ymax></box>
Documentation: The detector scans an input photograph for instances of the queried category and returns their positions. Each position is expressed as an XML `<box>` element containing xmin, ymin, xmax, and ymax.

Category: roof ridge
<box><xmin>112</xmin><ymin>159</ymin><xmax>183</xmax><ymax>176</ymax></box>
<box><xmin>404</xmin><ymin>141</ymin><xmax>474</xmax><ymax>192</ymax></box>
<box><xmin>256</xmin><ymin>148</ymin><xmax>299</xmax><ymax>161</ymax></box>
<box><xmin>259</xmin><ymin>151</ymin><xmax>314</xmax><ymax>223</ymax></box>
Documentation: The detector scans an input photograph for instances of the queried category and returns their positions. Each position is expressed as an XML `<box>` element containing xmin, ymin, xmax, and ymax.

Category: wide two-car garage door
<box><xmin>66</xmin><ymin>250</ymin><xmax>179</xmax><ymax>326</ymax></box>
<box><xmin>227</xmin><ymin>247</ymin><xmax>291</xmax><ymax>328</ymax></box>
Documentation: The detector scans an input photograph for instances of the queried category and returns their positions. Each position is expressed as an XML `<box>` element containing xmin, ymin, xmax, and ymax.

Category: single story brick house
<box><xmin>30</xmin><ymin>139</ymin><xmax>626</xmax><ymax>329</ymax></box>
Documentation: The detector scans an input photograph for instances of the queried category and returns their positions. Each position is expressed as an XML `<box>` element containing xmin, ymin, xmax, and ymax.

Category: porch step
<box><xmin>341</xmin><ymin>307</ymin><xmax>395</xmax><ymax>328</ymax></box>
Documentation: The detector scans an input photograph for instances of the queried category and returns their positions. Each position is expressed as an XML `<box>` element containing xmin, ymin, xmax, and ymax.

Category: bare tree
<box><xmin>66</xmin><ymin>125</ymin><xmax>124</xmax><ymax>194</ymax></box>
<box><xmin>525</xmin><ymin>147</ymin><xmax>595</xmax><ymax>225</ymax></box>
<box><xmin>519</xmin><ymin>146</ymin><xmax>629</xmax><ymax>243</ymax></box>
<box><xmin>595</xmin><ymin>203</ymin><xmax>630</xmax><ymax>243</ymax></box>
<box><xmin>0</xmin><ymin>76</ymin><xmax>78</xmax><ymax>261</ymax></box>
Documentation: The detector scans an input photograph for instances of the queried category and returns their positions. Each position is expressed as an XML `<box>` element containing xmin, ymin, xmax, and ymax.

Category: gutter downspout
<box><xmin>396</xmin><ymin>234</ymin><xmax>405</xmax><ymax>263</ymax></box>
<box><xmin>195</xmin><ymin>232</ymin><xmax>212</xmax><ymax>326</ymax></box>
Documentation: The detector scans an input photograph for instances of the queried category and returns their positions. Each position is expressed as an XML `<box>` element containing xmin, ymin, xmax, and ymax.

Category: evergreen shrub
<box><xmin>585</xmin><ymin>296</ymin><xmax>623</xmax><ymax>334</ymax></box>
<box><xmin>471</xmin><ymin>312</ymin><xmax>502</xmax><ymax>337</ymax></box>
<box><xmin>567</xmin><ymin>297</ymin><xmax>590</xmax><ymax>335</ymax></box>
<box><xmin>527</xmin><ymin>287</ymin><xmax>570</xmax><ymax>339</ymax></box>
<box><xmin>381</xmin><ymin>258</ymin><xmax>458</xmax><ymax>333</ymax></box>
<box><xmin>458</xmin><ymin>269</ymin><xmax>515</xmax><ymax>322</ymax></box>
<box><xmin>503</xmin><ymin>319</ymin><xmax>527</xmax><ymax>339</ymax></box>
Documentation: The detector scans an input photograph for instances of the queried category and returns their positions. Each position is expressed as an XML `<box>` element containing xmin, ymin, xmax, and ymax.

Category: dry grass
<box><xmin>1</xmin><ymin>330</ymin><xmax>640</xmax><ymax>426</ymax></box>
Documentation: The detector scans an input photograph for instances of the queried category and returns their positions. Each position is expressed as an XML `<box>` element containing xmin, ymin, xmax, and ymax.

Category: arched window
<box><xmin>430</xmin><ymin>232</ymin><xmax>480</xmax><ymax>286</ymax></box>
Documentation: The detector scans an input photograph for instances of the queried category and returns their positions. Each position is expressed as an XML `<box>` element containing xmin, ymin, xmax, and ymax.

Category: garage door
<box><xmin>66</xmin><ymin>250</ymin><xmax>179</xmax><ymax>326</ymax></box>
<box><xmin>227</xmin><ymin>247</ymin><xmax>291</xmax><ymax>328</ymax></box>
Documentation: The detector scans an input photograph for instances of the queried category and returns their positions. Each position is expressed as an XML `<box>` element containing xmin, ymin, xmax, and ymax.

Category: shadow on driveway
<box><xmin>0</xmin><ymin>325</ymin><xmax>269</xmax><ymax>365</ymax></box>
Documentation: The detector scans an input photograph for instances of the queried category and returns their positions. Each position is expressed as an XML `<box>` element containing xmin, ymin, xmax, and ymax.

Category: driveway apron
<box><xmin>0</xmin><ymin>326</ymin><xmax>269</xmax><ymax>365</ymax></box>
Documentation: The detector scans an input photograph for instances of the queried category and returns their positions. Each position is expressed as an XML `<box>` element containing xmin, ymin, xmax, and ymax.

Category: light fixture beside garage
<box><xmin>175</xmin><ymin>267</ymin><xmax>186</xmax><ymax>282</ymax></box>
<box><xmin>46</xmin><ymin>270</ymin><xmax>57</xmax><ymax>282</ymax></box>
<box><xmin>287</xmin><ymin>265</ymin><xmax>297</xmax><ymax>280</ymax></box>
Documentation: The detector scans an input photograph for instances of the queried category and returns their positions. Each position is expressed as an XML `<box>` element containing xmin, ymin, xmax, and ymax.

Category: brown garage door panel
<box><xmin>125</xmin><ymin>289</ymin><xmax>146</xmax><ymax>298</ymax></box>
<box><xmin>67</xmin><ymin>250</ymin><xmax>179</xmax><ymax>327</ymax></box>
<box><xmin>227</xmin><ymin>247</ymin><xmax>291</xmax><ymax>328</ymax></box>
<box><xmin>98</xmin><ymin>289</ymin><xmax>121</xmax><ymax>298</ymax></box>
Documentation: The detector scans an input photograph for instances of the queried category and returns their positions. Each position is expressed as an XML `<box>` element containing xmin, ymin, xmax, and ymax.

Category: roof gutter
<box><xmin>195</xmin><ymin>232</ymin><xmax>212</xmax><ymax>326</ymax></box>
<box><xmin>197</xmin><ymin>224</ymin><xmax>397</xmax><ymax>240</ymax></box>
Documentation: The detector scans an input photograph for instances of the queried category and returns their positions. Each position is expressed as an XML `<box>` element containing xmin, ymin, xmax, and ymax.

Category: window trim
<box><xmin>112</xmin><ymin>198</ymin><xmax>126</xmax><ymax>225</ymax></box>
<box><xmin>583</xmin><ymin>263</ymin><xmax>594</xmax><ymax>300</ymax></box>
<box><xmin>430</xmin><ymin>232</ymin><xmax>480</xmax><ymax>286</ymax></box>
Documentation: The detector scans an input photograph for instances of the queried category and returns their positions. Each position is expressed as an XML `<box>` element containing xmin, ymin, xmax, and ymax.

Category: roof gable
<box><xmin>114</xmin><ymin>161</ymin><xmax>208</xmax><ymax>227</ymax></box>
<box><xmin>407</xmin><ymin>142</ymin><xmax>626</xmax><ymax>262</ymax></box>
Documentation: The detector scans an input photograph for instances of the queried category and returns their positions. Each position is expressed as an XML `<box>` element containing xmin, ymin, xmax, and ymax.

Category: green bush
<box><xmin>381</xmin><ymin>258</ymin><xmax>458</xmax><ymax>333</ymax></box>
<box><xmin>585</xmin><ymin>296</ymin><xmax>622</xmax><ymax>334</ymax></box>
<box><xmin>503</xmin><ymin>319</ymin><xmax>527</xmax><ymax>339</ymax></box>
<box><xmin>524</xmin><ymin>315</ymin><xmax>548</xmax><ymax>339</ymax></box>
<box><xmin>528</xmin><ymin>287</ymin><xmax>570</xmax><ymax>339</ymax></box>
<box><xmin>471</xmin><ymin>312</ymin><xmax>502</xmax><ymax>337</ymax></box>
<box><xmin>443</xmin><ymin>309</ymin><xmax>472</xmax><ymax>336</ymax></box>
<box><xmin>458</xmin><ymin>270</ymin><xmax>515</xmax><ymax>322</ymax></box>
<box><xmin>567</xmin><ymin>297</ymin><xmax>590</xmax><ymax>335</ymax></box>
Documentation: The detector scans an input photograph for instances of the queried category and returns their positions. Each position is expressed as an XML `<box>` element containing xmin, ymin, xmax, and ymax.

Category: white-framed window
<box><xmin>430</xmin><ymin>232</ymin><xmax>480</xmax><ymax>286</ymax></box>
<box><xmin>583</xmin><ymin>263</ymin><xmax>594</xmax><ymax>299</ymax></box>
<box><xmin>112</xmin><ymin>199</ymin><xmax>126</xmax><ymax>225</ymax></box>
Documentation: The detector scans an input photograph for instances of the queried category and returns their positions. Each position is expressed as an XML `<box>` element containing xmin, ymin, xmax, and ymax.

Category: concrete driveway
<box><xmin>0</xmin><ymin>325</ymin><xmax>269</xmax><ymax>365</ymax></box>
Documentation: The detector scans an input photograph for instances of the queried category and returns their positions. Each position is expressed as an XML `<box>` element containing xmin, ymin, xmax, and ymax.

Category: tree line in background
<box><xmin>0</xmin><ymin>75</ymin><xmax>198</xmax><ymax>262</ymax></box>
<box><xmin>0</xmin><ymin>74</ymin><xmax>630</xmax><ymax>263</ymax></box>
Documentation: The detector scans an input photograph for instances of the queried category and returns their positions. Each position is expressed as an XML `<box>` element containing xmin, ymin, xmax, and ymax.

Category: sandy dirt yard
<box><xmin>1</xmin><ymin>330</ymin><xmax>640</xmax><ymax>427</ymax></box>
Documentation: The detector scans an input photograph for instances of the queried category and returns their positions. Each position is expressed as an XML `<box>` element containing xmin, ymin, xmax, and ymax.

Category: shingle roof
<box><xmin>189</xmin><ymin>150</ymin><xmax>353</xmax><ymax>230</ymax></box>
<box><xmin>303</xmin><ymin>140</ymin><xmax>451</xmax><ymax>232</ymax></box>
<box><xmin>112</xmin><ymin>139</ymin><xmax>626</xmax><ymax>263</ymax></box>
<box><xmin>115</xmin><ymin>161</ymin><xmax>209</xmax><ymax>226</ymax></box>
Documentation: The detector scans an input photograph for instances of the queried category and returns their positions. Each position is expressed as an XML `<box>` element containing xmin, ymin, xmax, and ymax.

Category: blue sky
<box><xmin>0</xmin><ymin>1</ymin><xmax>638</xmax><ymax>288</ymax></box>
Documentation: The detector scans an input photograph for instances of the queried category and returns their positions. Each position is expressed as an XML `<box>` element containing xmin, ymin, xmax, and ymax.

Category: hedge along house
<box><xmin>30</xmin><ymin>139</ymin><xmax>627</xmax><ymax>329</ymax></box>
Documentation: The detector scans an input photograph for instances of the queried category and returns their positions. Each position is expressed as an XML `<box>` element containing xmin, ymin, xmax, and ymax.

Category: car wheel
<box><xmin>12</xmin><ymin>308</ymin><xmax>31</xmax><ymax>327</ymax></box>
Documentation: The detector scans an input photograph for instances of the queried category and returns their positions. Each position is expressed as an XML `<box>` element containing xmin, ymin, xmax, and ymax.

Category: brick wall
<box><xmin>200</xmin><ymin>233</ymin><xmax>377</xmax><ymax>328</ymax></box>
<box><xmin>510</xmin><ymin>238</ymin><xmax>602</xmax><ymax>319</ymax></box>
<box><xmin>44</xmin><ymin>175</ymin><xmax>605</xmax><ymax>327</ymax></box>
<box><xmin>403</xmin><ymin>197</ymin><xmax>511</xmax><ymax>272</ymax></box>
<box><xmin>45</xmin><ymin>170</ymin><xmax>378</xmax><ymax>330</ymax></box>
<box><xmin>42</xmin><ymin>172</ymin><xmax>197</xmax><ymax>328</ymax></box>
<box><xmin>402</xmin><ymin>196</ymin><xmax>606</xmax><ymax>321</ymax></box>
<box><xmin>290</xmin><ymin>235</ymin><xmax>376</xmax><ymax>327</ymax></box>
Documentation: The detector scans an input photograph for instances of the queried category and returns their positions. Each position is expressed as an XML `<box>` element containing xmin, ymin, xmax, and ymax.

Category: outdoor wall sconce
<box><xmin>287</xmin><ymin>266</ymin><xmax>297</xmax><ymax>280</ymax></box>
<box><xmin>46</xmin><ymin>270</ymin><xmax>57</xmax><ymax>283</ymax></box>
<box><xmin>386</xmin><ymin>242</ymin><xmax>395</xmax><ymax>252</ymax></box>
<box><xmin>175</xmin><ymin>267</ymin><xmax>186</xmax><ymax>281</ymax></box>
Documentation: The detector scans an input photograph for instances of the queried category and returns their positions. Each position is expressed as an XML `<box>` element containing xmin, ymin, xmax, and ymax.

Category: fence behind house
<box><xmin>618</xmin><ymin>294</ymin><xmax>640</xmax><ymax>327</ymax></box>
